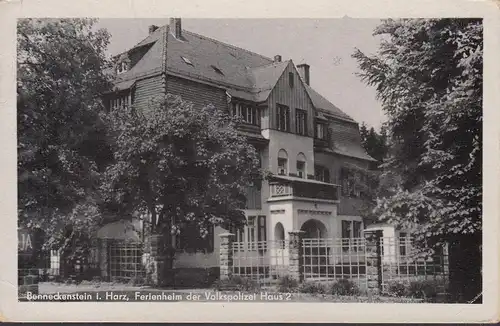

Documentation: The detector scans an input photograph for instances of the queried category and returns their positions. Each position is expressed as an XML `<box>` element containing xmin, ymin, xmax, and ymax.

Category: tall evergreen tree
<box><xmin>353</xmin><ymin>18</ymin><xmax>482</xmax><ymax>302</ymax></box>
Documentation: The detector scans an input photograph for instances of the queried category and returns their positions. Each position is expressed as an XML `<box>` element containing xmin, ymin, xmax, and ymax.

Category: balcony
<box><xmin>268</xmin><ymin>175</ymin><xmax>340</xmax><ymax>202</ymax></box>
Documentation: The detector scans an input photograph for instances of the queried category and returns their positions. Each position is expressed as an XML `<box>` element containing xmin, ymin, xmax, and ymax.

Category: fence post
<box><xmin>365</xmin><ymin>230</ymin><xmax>382</xmax><ymax>295</ymax></box>
<box><xmin>18</xmin><ymin>268</ymin><xmax>39</xmax><ymax>299</ymax></box>
<box><xmin>99</xmin><ymin>238</ymin><xmax>110</xmax><ymax>281</ymax></box>
<box><xmin>219</xmin><ymin>233</ymin><xmax>234</xmax><ymax>281</ymax></box>
<box><xmin>288</xmin><ymin>230</ymin><xmax>305</xmax><ymax>283</ymax></box>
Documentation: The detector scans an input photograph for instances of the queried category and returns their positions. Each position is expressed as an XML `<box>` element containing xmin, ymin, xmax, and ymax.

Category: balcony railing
<box><xmin>269</xmin><ymin>176</ymin><xmax>339</xmax><ymax>201</ymax></box>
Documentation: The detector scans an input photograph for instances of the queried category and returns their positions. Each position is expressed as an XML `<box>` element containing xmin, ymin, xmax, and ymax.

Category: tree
<box><xmin>359</xmin><ymin>123</ymin><xmax>390</xmax><ymax>165</ymax></box>
<box><xmin>353</xmin><ymin>18</ymin><xmax>482</xmax><ymax>302</ymax></box>
<box><xmin>17</xmin><ymin>19</ymin><xmax>112</xmax><ymax>253</ymax></box>
<box><xmin>102</xmin><ymin>94</ymin><xmax>262</xmax><ymax>260</ymax></box>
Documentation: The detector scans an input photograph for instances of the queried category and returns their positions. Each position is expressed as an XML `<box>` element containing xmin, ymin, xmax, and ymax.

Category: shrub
<box><xmin>385</xmin><ymin>280</ymin><xmax>408</xmax><ymax>297</ymax></box>
<box><xmin>128</xmin><ymin>275</ymin><xmax>146</xmax><ymax>286</ymax></box>
<box><xmin>298</xmin><ymin>281</ymin><xmax>326</xmax><ymax>294</ymax></box>
<box><xmin>174</xmin><ymin>268</ymin><xmax>210</xmax><ymax>288</ymax></box>
<box><xmin>407</xmin><ymin>280</ymin><xmax>439</xmax><ymax>300</ymax></box>
<box><xmin>329</xmin><ymin>278</ymin><xmax>360</xmax><ymax>296</ymax></box>
<box><xmin>211</xmin><ymin>276</ymin><xmax>260</xmax><ymax>292</ymax></box>
<box><xmin>277</xmin><ymin>275</ymin><xmax>299</xmax><ymax>293</ymax></box>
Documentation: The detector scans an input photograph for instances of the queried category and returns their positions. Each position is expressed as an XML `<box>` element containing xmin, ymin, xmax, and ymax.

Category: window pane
<box><xmin>353</xmin><ymin>221</ymin><xmax>362</xmax><ymax>238</ymax></box>
<box><xmin>297</xmin><ymin>161</ymin><xmax>305</xmax><ymax>178</ymax></box>
<box><xmin>278</xmin><ymin>158</ymin><xmax>287</xmax><ymax>175</ymax></box>
<box><xmin>341</xmin><ymin>220</ymin><xmax>352</xmax><ymax>238</ymax></box>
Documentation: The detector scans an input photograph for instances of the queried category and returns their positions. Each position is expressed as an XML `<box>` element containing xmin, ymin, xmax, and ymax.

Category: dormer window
<box><xmin>117</xmin><ymin>61</ymin><xmax>128</xmax><ymax>74</ymax></box>
<box><xmin>211</xmin><ymin>65</ymin><xmax>224</xmax><ymax>75</ymax></box>
<box><xmin>181</xmin><ymin>56</ymin><xmax>194</xmax><ymax>66</ymax></box>
<box><xmin>316</xmin><ymin>122</ymin><xmax>326</xmax><ymax>140</ymax></box>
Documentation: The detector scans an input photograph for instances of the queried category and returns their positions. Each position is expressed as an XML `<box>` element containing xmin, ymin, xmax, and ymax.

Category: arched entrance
<box><xmin>301</xmin><ymin>219</ymin><xmax>330</xmax><ymax>276</ymax></box>
<box><xmin>300</xmin><ymin>219</ymin><xmax>328</xmax><ymax>238</ymax></box>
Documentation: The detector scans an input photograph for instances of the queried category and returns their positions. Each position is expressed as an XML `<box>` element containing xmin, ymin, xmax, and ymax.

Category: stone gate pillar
<box><xmin>219</xmin><ymin>233</ymin><xmax>234</xmax><ymax>281</ymax></box>
<box><xmin>288</xmin><ymin>230</ymin><xmax>305</xmax><ymax>283</ymax></box>
<box><xmin>146</xmin><ymin>234</ymin><xmax>175</xmax><ymax>287</ymax></box>
<box><xmin>364</xmin><ymin>230</ymin><xmax>383</xmax><ymax>295</ymax></box>
<box><xmin>99</xmin><ymin>238</ymin><xmax>110</xmax><ymax>281</ymax></box>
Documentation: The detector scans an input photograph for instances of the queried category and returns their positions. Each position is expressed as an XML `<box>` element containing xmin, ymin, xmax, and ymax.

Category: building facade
<box><xmin>101</xmin><ymin>18</ymin><xmax>376</xmax><ymax>272</ymax></box>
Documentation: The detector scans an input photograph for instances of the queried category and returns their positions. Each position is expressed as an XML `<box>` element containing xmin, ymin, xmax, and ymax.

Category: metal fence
<box><xmin>378</xmin><ymin>237</ymin><xmax>448</xmax><ymax>292</ymax></box>
<box><xmin>302</xmin><ymin>238</ymin><xmax>368</xmax><ymax>289</ymax></box>
<box><xmin>231</xmin><ymin>236</ymin><xmax>448</xmax><ymax>293</ymax></box>
<box><xmin>232</xmin><ymin>240</ymin><xmax>288</xmax><ymax>286</ymax></box>
<box><xmin>108</xmin><ymin>240</ymin><xmax>146</xmax><ymax>282</ymax></box>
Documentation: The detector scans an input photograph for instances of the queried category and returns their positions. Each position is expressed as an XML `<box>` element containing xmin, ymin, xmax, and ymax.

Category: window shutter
<box><xmin>276</xmin><ymin>106</ymin><xmax>280</xmax><ymax>130</ymax></box>
<box><xmin>258</xmin><ymin>215</ymin><xmax>266</xmax><ymax>253</ymax></box>
<box><xmin>257</xmin><ymin>216</ymin><xmax>266</xmax><ymax>241</ymax></box>
<box><xmin>286</xmin><ymin>107</ymin><xmax>291</xmax><ymax>131</ymax></box>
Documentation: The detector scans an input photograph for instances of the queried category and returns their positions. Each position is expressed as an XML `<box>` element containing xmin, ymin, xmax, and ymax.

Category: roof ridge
<box><xmin>182</xmin><ymin>29</ymin><xmax>274</xmax><ymax>63</ymax></box>
<box><xmin>250</xmin><ymin>60</ymin><xmax>290</xmax><ymax>70</ymax></box>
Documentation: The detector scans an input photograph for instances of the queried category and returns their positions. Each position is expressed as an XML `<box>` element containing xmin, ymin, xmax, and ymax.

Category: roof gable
<box><xmin>109</xmin><ymin>23</ymin><xmax>356</xmax><ymax>124</ymax></box>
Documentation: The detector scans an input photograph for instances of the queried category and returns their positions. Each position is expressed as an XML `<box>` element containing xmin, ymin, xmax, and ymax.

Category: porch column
<box><xmin>288</xmin><ymin>230</ymin><xmax>305</xmax><ymax>282</ymax></box>
<box><xmin>219</xmin><ymin>233</ymin><xmax>234</xmax><ymax>281</ymax></box>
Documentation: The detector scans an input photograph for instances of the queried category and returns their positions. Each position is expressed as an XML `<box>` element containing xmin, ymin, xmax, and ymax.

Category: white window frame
<box><xmin>278</xmin><ymin>158</ymin><xmax>287</xmax><ymax>175</ymax></box>
<box><xmin>316</xmin><ymin>122</ymin><xmax>326</xmax><ymax>140</ymax></box>
<box><xmin>232</xmin><ymin>103</ymin><xmax>259</xmax><ymax>125</ymax></box>
<box><xmin>277</xmin><ymin>105</ymin><xmax>290</xmax><ymax>132</ymax></box>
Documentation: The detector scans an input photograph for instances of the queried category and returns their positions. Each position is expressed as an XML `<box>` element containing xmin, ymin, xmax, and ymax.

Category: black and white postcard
<box><xmin>1</xmin><ymin>0</ymin><xmax>499</xmax><ymax>322</ymax></box>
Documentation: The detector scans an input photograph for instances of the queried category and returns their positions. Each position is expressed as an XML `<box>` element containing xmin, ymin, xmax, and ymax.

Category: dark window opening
<box><xmin>289</xmin><ymin>72</ymin><xmax>294</xmax><ymax>87</ymax></box>
<box><xmin>314</xmin><ymin>165</ymin><xmax>330</xmax><ymax>183</ymax></box>
<box><xmin>295</xmin><ymin>109</ymin><xmax>307</xmax><ymax>135</ymax></box>
<box><xmin>276</xmin><ymin>104</ymin><xmax>290</xmax><ymax>132</ymax></box>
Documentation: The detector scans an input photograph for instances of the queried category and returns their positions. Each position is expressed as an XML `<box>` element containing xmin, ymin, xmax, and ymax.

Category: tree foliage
<box><xmin>17</xmin><ymin>19</ymin><xmax>112</xmax><ymax>248</ymax></box>
<box><xmin>353</xmin><ymin>18</ymin><xmax>482</xmax><ymax>246</ymax></box>
<box><xmin>102</xmin><ymin>94</ymin><xmax>262</xmax><ymax>245</ymax></box>
<box><xmin>359</xmin><ymin>122</ymin><xmax>389</xmax><ymax>165</ymax></box>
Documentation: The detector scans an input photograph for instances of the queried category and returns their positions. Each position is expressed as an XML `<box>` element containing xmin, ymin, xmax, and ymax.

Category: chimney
<box><xmin>170</xmin><ymin>18</ymin><xmax>182</xmax><ymax>39</ymax></box>
<box><xmin>274</xmin><ymin>55</ymin><xmax>282</xmax><ymax>63</ymax></box>
<box><xmin>148</xmin><ymin>25</ymin><xmax>158</xmax><ymax>34</ymax></box>
<box><xmin>297</xmin><ymin>63</ymin><xmax>310</xmax><ymax>86</ymax></box>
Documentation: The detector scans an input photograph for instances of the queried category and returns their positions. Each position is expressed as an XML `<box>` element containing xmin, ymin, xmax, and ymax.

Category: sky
<box><xmin>97</xmin><ymin>18</ymin><xmax>386</xmax><ymax>129</ymax></box>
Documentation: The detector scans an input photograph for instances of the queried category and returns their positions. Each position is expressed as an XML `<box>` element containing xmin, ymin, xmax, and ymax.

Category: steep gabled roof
<box><xmin>110</xmin><ymin>23</ymin><xmax>374</xmax><ymax>161</ymax></box>
<box><xmin>304</xmin><ymin>84</ymin><xmax>354</xmax><ymax>122</ymax></box>
<box><xmin>112</xmin><ymin>24</ymin><xmax>357</xmax><ymax>121</ymax></box>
